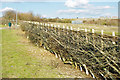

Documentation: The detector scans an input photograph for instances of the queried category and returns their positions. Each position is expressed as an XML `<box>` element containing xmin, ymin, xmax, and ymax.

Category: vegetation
<box><xmin>0</xmin><ymin>25</ymin><xmax>7</xmax><ymax>27</ymax></box>
<box><xmin>1</xmin><ymin>10</ymin><xmax>118</xmax><ymax>36</ymax></box>
<box><xmin>1</xmin><ymin>11</ymin><xmax>72</xmax><ymax>25</ymax></box>
<box><xmin>83</xmin><ymin>19</ymin><xmax>118</xmax><ymax>26</ymax></box>
<box><xmin>2</xmin><ymin>11</ymin><xmax>16</xmax><ymax>20</ymax></box>
<box><xmin>1</xmin><ymin>11</ymin><xmax>118</xmax><ymax>27</ymax></box>
<box><xmin>21</xmin><ymin>22</ymin><xmax>120</xmax><ymax>79</ymax></box>
<box><xmin>2</xmin><ymin>27</ymin><xmax>90</xmax><ymax>78</ymax></box>
<box><xmin>1</xmin><ymin>9</ymin><xmax>119</xmax><ymax>79</ymax></box>
<box><xmin>2</xmin><ymin>29</ymin><xmax>61</xmax><ymax>78</ymax></box>
<box><xmin>48</xmin><ymin>22</ymin><xmax>118</xmax><ymax>36</ymax></box>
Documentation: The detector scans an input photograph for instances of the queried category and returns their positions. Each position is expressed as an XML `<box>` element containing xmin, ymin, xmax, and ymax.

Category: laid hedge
<box><xmin>21</xmin><ymin>22</ymin><xmax>120</xmax><ymax>79</ymax></box>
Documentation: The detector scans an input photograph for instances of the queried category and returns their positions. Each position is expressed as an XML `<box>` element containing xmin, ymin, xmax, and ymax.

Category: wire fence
<box><xmin>21</xmin><ymin>22</ymin><xmax>120</xmax><ymax>79</ymax></box>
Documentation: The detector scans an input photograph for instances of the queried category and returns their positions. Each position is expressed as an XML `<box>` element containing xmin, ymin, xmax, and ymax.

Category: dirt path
<box><xmin>0</xmin><ymin>27</ymin><xmax>8</xmax><ymax>30</ymax></box>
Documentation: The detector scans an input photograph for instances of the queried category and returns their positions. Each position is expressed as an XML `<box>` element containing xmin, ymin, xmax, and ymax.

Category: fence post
<box><xmin>77</xmin><ymin>27</ymin><xmax>80</xmax><ymax>32</ymax></box>
<box><xmin>51</xmin><ymin>24</ymin><xmax>53</xmax><ymax>30</ymax></box>
<box><xmin>58</xmin><ymin>25</ymin><xmax>60</xmax><ymax>35</ymax></box>
<box><xmin>66</xmin><ymin>26</ymin><xmax>70</xmax><ymax>48</ymax></box>
<box><xmin>54</xmin><ymin>25</ymin><xmax>56</xmax><ymax>33</ymax></box>
<box><xmin>92</xmin><ymin>29</ymin><xmax>94</xmax><ymax>33</ymax></box>
<box><xmin>67</xmin><ymin>26</ymin><xmax>69</xmax><ymax>34</ymax></box>
<box><xmin>43</xmin><ymin>23</ymin><xmax>44</xmax><ymax>28</ymax></box>
<box><xmin>77</xmin><ymin>27</ymin><xmax>80</xmax><ymax>39</ymax></box>
<box><xmin>85</xmin><ymin>28</ymin><xmax>88</xmax><ymax>42</ymax></box>
<box><xmin>112</xmin><ymin>32</ymin><xmax>115</xmax><ymax>44</ymax></box>
<box><xmin>70</xmin><ymin>26</ymin><xmax>73</xmax><ymax>36</ymax></box>
<box><xmin>45</xmin><ymin>23</ymin><xmax>47</xmax><ymax>26</ymax></box>
<box><xmin>48</xmin><ymin>24</ymin><xmax>50</xmax><ymax>32</ymax></box>
<box><xmin>40</xmin><ymin>23</ymin><xmax>42</xmax><ymax>26</ymax></box>
<box><xmin>76</xmin><ymin>28</ymin><xmax>80</xmax><ymax>50</ymax></box>
<box><xmin>56</xmin><ymin>25</ymin><xmax>58</xmax><ymax>34</ymax></box>
<box><xmin>70</xmin><ymin>26</ymin><xmax>73</xmax><ymax>33</ymax></box>
<box><xmin>63</xmin><ymin>25</ymin><xmax>65</xmax><ymax>35</ymax></box>
<box><xmin>41</xmin><ymin>23</ymin><xmax>43</xmax><ymax>29</ymax></box>
<box><xmin>46</xmin><ymin>23</ymin><xmax>48</xmax><ymax>32</ymax></box>
<box><xmin>101</xmin><ymin>30</ymin><xmax>104</xmax><ymax>50</ymax></box>
<box><xmin>92</xmin><ymin>29</ymin><xmax>94</xmax><ymax>44</ymax></box>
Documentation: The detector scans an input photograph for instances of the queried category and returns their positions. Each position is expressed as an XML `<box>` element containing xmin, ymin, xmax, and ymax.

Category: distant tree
<box><xmin>3</xmin><ymin>11</ymin><xmax>16</xmax><ymax>20</ymax></box>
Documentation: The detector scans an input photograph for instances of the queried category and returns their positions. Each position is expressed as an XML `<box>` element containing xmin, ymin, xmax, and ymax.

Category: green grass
<box><xmin>49</xmin><ymin>22</ymin><xmax>118</xmax><ymax>36</ymax></box>
<box><xmin>2</xmin><ymin>28</ymin><xmax>91</xmax><ymax>78</ymax></box>
<box><xmin>0</xmin><ymin>25</ymin><xmax>7</xmax><ymax>27</ymax></box>
<box><xmin>2</xmin><ymin>29</ymin><xmax>64</xmax><ymax>78</ymax></box>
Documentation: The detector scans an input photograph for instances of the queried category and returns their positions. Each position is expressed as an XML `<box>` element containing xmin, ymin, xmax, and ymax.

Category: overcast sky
<box><xmin>0</xmin><ymin>0</ymin><xmax>119</xmax><ymax>18</ymax></box>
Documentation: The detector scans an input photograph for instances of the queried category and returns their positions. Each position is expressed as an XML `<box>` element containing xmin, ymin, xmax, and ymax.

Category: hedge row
<box><xmin>21</xmin><ymin>22</ymin><xmax>120</xmax><ymax>79</ymax></box>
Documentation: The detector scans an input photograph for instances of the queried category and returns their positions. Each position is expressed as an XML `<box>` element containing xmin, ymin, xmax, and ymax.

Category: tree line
<box><xmin>1</xmin><ymin>11</ymin><xmax>118</xmax><ymax>26</ymax></box>
<box><xmin>1</xmin><ymin>11</ymin><xmax>72</xmax><ymax>25</ymax></box>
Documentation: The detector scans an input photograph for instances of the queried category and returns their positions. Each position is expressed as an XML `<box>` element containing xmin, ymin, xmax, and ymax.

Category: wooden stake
<box><xmin>85</xmin><ymin>28</ymin><xmax>87</xmax><ymax>32</ymax></box>
<box><xmin>70</xmin><ymin>26</ymin><xmax>73</xmax><ymax>34</ymax></box>
<box><xmin>55</xmin><ymin>53</ymin><xmax>58</xmax><ymax>58</ymax></box>
<box><xmin>79</xmin><ymin>65</ymin><xmax>82</xmax><ymax>71</ymax></box>
<box><xmin>83</xmin><ymin>64</ymin><xmax>89</xmax><ymax>75</ymax></box>
<box><xmin>101</xmin><ymin>30</ymin><xmax>103</xmax><ymax>50</ymax></box>
<box><xmin>58</xmin><ymin>25</ymin><xmax>60</xmax><ymax>28</ymax></box>
<box><xmin>77</xmin><ymin>27</ymin><xmax>80</xmax><ymax>31</ymax></box>
<box><xmin>92</xmin><ymin>29</ymin><xmax>94</xmax><ymax>33</ymax></box>
<box><xmin>112</xmin><ymin>32</ymin><xmax>115</xmax><ymax>44</ymax></box>
<box><xmin>63</xmin><ymin>25</ymin><xmax>65</xmax><ymax>35</ymax></box>
<box><xmin>92</xmin><ymin>29</ymin><xmax>95</xmax><ymax>44</ymax></box>
<box><xmin>67</xmin><ymin>26</ymin><xmax>68</xmax><ymax>34</ymax></box>
<box><xmin>54</xmin><ymin>25</ymin><xmax>56</xmax><ymax>33</ymax></box>
<box><xmin>89</xmin><ymin>70</ymin><xmax>95</xmax><ymax>78</ymax></box>
<box><xmin>112</xmin><ymin>32</ymin><xmax>115</xmax><ymax>36</ymax></box>
<box><xmin>85</xmin><ymin>28</ymin><xmax>88</xmax><ymax>42</ymax></box>
<box><xmin>101</xmin><ymin>30</ymin><xmax>103</xmax><ymax>35</ymax></box>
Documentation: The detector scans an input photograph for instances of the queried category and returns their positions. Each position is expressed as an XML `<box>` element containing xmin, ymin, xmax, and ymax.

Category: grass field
<box><xmin>48</xmin><ymin>22</ymin><xmax>118</xmax><ymax>36</ymax></box>
<box><xmin>0</xmin><ymin>25</ymin><xmax>7</xmax><ymax>27</ymax></box>
<box><xmin>1</xmin><ymin>27</ymin><xmax>90</xmax><ymax>78</ymax></box>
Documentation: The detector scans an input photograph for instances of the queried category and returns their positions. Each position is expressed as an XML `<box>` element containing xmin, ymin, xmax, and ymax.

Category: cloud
<box><xmin>41</xmin><ymin>14</ymin><xmax>47</xmax><ymax>18</ymax></box>
<box><xmin>65</xmin><ymin>0</ymin><xmax>89</xmax><ymax>8</ymax></box>
<box><xmin>0</xmin><ymin>7</ymin><xmax>15</xmax><ymax>12</ymax></box>
<box><xmin>103</xmin><ymin>6</ymin><xmax>111</xmax><ymax>9</ymax></box>
<box><xmin>0</xmin><ymin>0</ymin><xmax>66</xmax><ymax>2</ymax></box>
<box><xmin>64</xmin><ymin>0</ymin><xmax>112</xmax><ymax>9</ymax></box>
<box><xmin>57</xmin><ymin>0</ymin><xmax>113</xmax><ymax>17</ymax></box>
<box><xmin>0</xmin><ymin>0</ymin><xmax>18</xmax><ymax>2</ymax></box>
<box><xmin>91</xmin><ymin>6</ymin><xmax>112</xmax><ymax>10</ymax></box>
<box><xmin>58</xmin><ymin>4</ymin><xmax>112</xmax><ymax>15</ymax></box>
<box><xmin>1</xmin><ymin>0</ymin><xmax>119</xmax><ymax>2</ymax></box>
<box><xmin>58</xmin><ymin>9</ymin><xmax>88</xmax><ymax>14</ymax></box>
<box><xmin>103</xmin><ymin>13</ymin><xmax>112</xmax><ymax>16</ymax></box>
<box><xmin>57</xmin><ymin>9</ymin><xmax>102</xmax><ymax>16</ymax></box>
